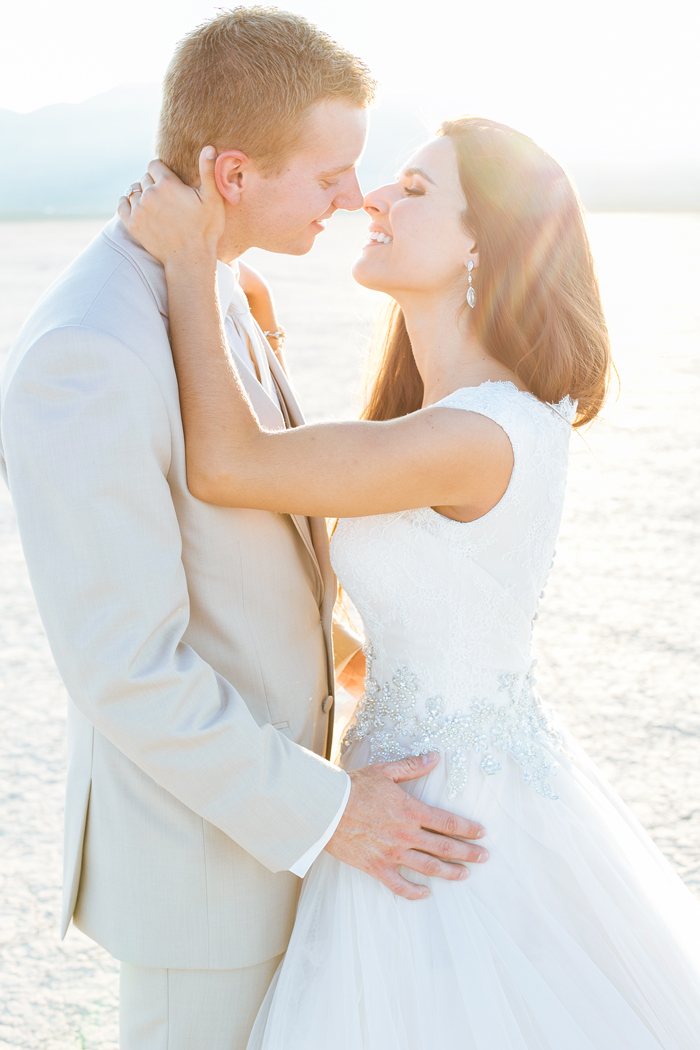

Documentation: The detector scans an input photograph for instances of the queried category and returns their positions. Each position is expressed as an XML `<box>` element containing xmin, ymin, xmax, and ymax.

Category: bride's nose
<box><xmin>362</xmin><ymin>184</ymin><xmax>392</xmax><ymax>218</ymax></box>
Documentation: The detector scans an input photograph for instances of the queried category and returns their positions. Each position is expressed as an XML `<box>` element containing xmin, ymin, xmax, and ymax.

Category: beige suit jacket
<box><xmin>0</xmin><ymin>217</ymin><xmax>357</xmax><ymax>969</ymax></box>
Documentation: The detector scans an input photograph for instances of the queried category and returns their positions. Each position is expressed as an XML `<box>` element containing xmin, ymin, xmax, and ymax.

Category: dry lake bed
<box><xmin>1</xmin><ymin>211</ymin><xmax>699</xmax><ymax>1048</ymax></box>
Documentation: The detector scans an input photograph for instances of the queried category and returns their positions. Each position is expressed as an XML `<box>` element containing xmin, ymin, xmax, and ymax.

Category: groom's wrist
<box><xmin>289</xmin><ymin>773</ymin><xmax>351</xmax><ymax>878</ymax></box>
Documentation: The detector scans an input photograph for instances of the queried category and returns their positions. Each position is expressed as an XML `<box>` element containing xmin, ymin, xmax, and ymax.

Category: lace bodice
<box><xmin>331</xmin><ymin>381</ymin><xmax>576</xmax><ymax>798</ymax></box>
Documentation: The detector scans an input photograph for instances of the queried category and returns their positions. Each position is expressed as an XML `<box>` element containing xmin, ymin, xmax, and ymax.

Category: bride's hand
<box><xmin>118</xmin><ymin>147</ymin><xmax>225</xmax><ymax>266</ymax></box>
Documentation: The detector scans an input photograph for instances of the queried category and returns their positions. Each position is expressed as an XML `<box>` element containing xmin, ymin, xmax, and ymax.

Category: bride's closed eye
<box><xmin>403</xmin><ymin>185</ymin><xmax>425</xmax><ymax>196</ymax></box>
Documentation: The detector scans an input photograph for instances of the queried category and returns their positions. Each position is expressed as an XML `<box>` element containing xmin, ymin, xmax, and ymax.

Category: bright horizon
<box><xmin>2</xmin><ymin>0</ymin><xmax>698</xmax><ymax>168</ymax></box>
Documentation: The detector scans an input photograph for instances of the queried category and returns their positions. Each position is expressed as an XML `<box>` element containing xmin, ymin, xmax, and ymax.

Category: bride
<box><xmin>120</xmin><ymin>117</ymin><xmax>700</xmax><ymax>1048</ymax></box>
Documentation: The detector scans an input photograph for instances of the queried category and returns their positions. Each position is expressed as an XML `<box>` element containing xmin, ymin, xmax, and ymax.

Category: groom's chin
<box><xmin>289</xmin><ymin>241</ymin><xmax>317</xmax><ymax>256</ymax></box>
<box><xmin>266</xmin><ymin>233</ymin><xmax>319</xmax><ymax>257</ymax></box>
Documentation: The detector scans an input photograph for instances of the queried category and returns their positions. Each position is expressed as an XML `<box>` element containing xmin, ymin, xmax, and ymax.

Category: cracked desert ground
<box><xmin>1</xmin><ymin>211</ymin><xmax>698</xmax><ymax>1048</ymax></box>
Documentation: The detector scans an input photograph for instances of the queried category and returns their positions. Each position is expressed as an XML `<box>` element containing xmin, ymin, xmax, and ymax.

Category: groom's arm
<box><xmin>1</xmin><ymin>324</ymin><xmax>348</xmax><ymax>874</ymax></box>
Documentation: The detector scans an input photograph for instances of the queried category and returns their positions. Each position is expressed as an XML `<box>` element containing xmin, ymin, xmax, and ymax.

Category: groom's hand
<box><xmin>325</xmin><ymin>753</ymin><xmax>488</xmax><ymax>900</ymax></box>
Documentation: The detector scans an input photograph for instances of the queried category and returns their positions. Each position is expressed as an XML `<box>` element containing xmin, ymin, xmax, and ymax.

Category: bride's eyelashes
<box><xmin>403</xmin><ymin>185</ymin><xmax>425</xmax><ymax>197</ymax></box>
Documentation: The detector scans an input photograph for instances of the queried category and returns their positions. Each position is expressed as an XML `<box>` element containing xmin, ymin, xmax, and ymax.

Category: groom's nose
<box><xmin>335</xmin><ymin>170</ymin><xmax>364</xmax><ymax>212</ymax></box>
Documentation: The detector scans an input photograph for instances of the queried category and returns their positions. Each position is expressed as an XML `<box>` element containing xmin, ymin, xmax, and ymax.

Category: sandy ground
<box><xmin>0</xmin><ymin>212</ymin><xmax>699</xmax><ymax>1048</ymax></box>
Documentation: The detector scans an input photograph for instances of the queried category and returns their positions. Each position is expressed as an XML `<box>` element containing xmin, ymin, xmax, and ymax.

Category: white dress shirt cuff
<box><xmin>288</xmin><ymin>773</ymin><xmax>351</xmax><ymax>878</ymax></box>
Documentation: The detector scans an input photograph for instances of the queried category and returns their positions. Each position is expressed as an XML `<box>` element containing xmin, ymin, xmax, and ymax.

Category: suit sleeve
<box><xmin>1</xmin><ymin>325</ymin><xmax>348</xmax><ymax>873</ymax></box>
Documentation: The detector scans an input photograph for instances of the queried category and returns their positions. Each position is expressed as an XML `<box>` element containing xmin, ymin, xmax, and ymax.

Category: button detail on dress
<box><xmin>322</xmin><ymin>695</ymin><xmax>333</xmax><ymax>714</ymax></box>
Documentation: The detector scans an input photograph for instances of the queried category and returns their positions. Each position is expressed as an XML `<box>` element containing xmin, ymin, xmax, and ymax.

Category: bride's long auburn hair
<box><xmin>362</xmin><ymin>117</ymin><xmax>612</xmax><ymax>428</ymax></box>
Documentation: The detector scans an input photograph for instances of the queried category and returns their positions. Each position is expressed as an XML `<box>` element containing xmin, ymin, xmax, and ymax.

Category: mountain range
<box><xmin>1</xmin><ymin>85</ymin><xmax>698</xmax><ymax>218</ymax></box>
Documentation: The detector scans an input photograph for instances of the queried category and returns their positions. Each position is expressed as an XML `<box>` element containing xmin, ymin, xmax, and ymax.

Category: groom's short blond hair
<box><xmin>157</xmin><ymin>6</ymin><xmax>376</xmax><ymax>185</ymax></box>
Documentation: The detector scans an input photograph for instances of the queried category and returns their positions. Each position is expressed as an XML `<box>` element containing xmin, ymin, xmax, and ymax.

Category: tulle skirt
<box><xmin>247</xmin><ymin>729</ymin><xmax>700</xmax><ymax>1049</ymax></box>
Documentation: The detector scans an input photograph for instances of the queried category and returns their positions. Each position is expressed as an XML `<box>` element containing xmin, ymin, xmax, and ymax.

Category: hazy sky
<box><xmin>2</xmin><ymin>0</ymin><xmax>698</xmax><ymax>163</ymax></box>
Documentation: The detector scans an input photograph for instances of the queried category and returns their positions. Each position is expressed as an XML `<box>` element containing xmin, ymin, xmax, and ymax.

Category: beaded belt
<box><xmin>341</xmin><ymin>647</ymin><xmax>565</xmax><ymax>799</ymax></box>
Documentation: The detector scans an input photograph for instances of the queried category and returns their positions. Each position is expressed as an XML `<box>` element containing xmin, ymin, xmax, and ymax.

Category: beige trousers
<box><xmin>119</xmin><ymin>955</ymin><xmax>282</xmax><ymax>1050</ymax></box>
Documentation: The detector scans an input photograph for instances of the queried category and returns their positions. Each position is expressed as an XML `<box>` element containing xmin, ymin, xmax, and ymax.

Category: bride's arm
<box><xmin>238</xmin><ymin>261</ymin><xmax>287</xmax><ymax>371</ymax></box>
<box><xmin>119</xmin><ymin>151</ymin><xmax>512</xmax><ymax>520</ymax></box>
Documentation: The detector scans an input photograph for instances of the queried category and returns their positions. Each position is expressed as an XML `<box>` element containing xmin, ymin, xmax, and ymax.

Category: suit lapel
<box><xmin>268</xmin><ymin>348</ymin><xmax>338</xmax><ymax>750</ymax></box>
<box><xmin>266</xmin><ymin>347</ymin><xmax>335</xmax><ymax>614</ymax></box>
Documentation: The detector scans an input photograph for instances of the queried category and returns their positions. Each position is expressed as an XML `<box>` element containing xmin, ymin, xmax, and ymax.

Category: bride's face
<box><xmin>352</xmin><ymin>136</ymin><xmax>477</xmax><ymax>301</ymax></box>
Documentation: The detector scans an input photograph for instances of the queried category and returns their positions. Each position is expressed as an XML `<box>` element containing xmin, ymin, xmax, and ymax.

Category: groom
<box><xmin>0</xmin><ymin>9</ymin><xmax>487</xmax><ymax>1049</ymax></box>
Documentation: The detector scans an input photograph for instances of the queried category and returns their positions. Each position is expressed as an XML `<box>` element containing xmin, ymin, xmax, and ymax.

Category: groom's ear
<box><xmin>215</xmin><ymin>150</ymin><xmax>251</xmax><ymax>206</ymax></box>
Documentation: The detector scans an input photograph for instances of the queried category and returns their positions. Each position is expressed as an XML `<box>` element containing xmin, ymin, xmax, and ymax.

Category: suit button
<box><xmin>322</xmin><ymin>695</ymin><xmax>333</xmax><ymax>714</ymax></box>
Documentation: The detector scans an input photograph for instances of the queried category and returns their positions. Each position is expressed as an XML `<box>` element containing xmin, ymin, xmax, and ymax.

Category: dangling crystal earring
<box><xmin>466</xmin><ymin>261</ymin><xmax>476</xmax><ymax>308</ymax></box>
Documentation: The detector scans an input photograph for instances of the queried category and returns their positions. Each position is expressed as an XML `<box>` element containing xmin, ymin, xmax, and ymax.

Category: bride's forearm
<box><xmin>238</xmin><ymin>261</ymin><xmax>286</xmax><ymax>367</ymax></box>
<box><xmin>163</xmin><ymin>255</ymin><xmax>264</xmax><ymax>496</ymax></box>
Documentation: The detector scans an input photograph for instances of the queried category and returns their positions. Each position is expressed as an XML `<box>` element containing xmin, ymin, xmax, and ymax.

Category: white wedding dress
<box><xmin>248</xmin><ymin>381</ymin><xmax>700</xmax><ymax>1049</ymax></box>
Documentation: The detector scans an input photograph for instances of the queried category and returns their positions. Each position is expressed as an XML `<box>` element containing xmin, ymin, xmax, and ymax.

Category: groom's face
<box><xmin>232</xmin><ymin>99</ymin><xmax>368</xmax><ymax>255</ymax></box>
